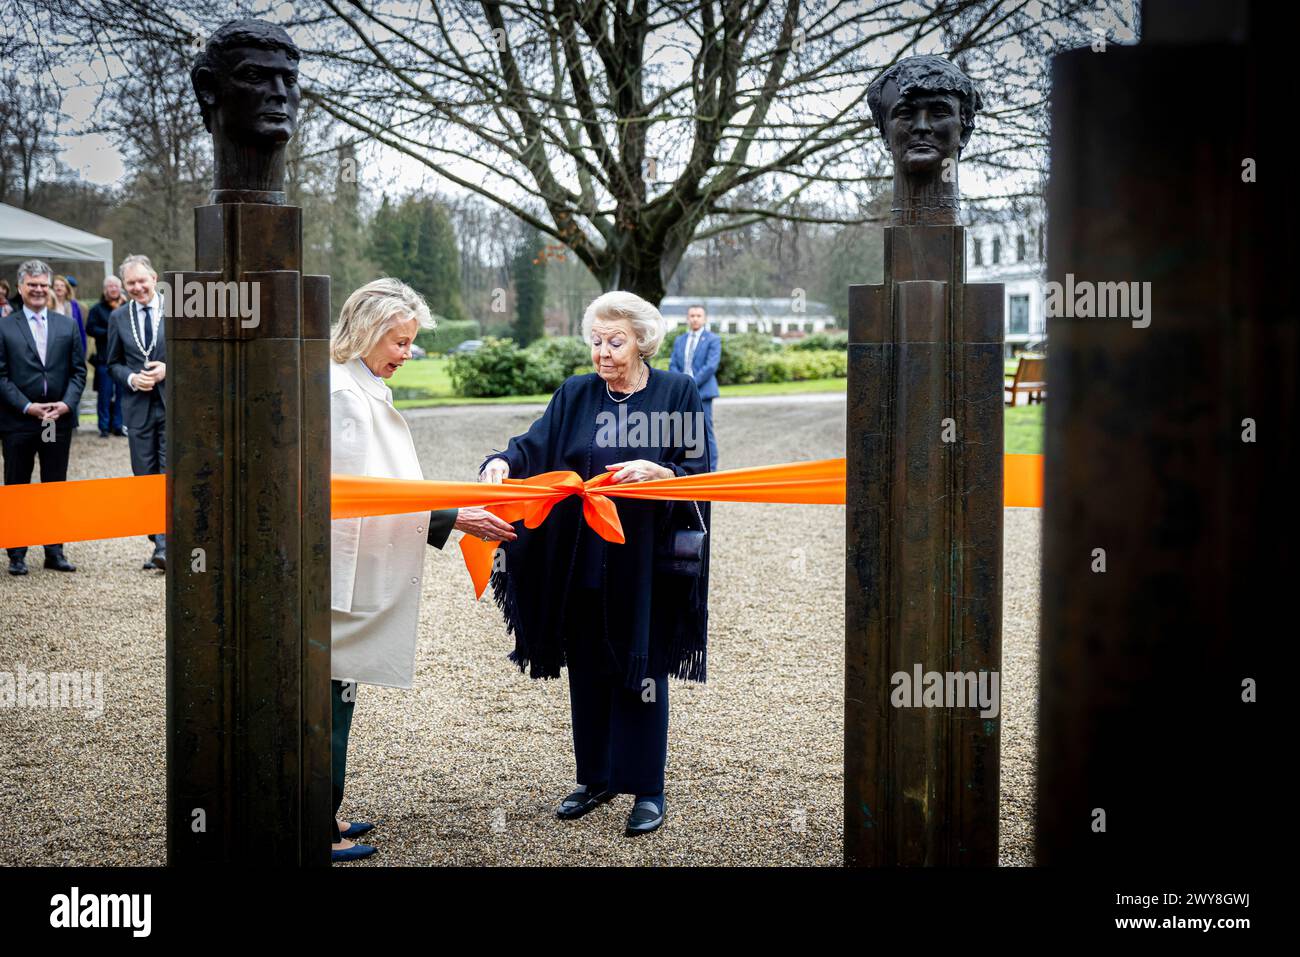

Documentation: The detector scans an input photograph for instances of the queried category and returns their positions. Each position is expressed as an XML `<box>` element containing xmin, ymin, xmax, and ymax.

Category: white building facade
<box><xmin>659</xmin><ymin>296</ymin><xmax>836</xmax><ymax>336</ymax></box>
<box><xmin>965</xmin><ymin>205</ymin><xmax>1048</xmax><ymax>357</ymax></box>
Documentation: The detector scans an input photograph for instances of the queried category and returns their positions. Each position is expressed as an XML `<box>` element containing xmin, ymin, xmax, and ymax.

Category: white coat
<box><xmin>330</xmin><ymin>357</ymin><xmax>430</xmax><ymax>688</ymax></box>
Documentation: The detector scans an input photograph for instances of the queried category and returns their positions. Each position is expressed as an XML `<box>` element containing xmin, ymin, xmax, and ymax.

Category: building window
<box><xmin>727</xmin><ymin>321</ymin><xmax>738</xmax><ymax>333</ymax></box>
<box><xmin>992</xmin><ymin>238</ymin><xmax>1001</xmax><ymax>265</ymax></box>
<box><xmin>1009</xmin><ymin>295</ymin><xmax>1030</xmax><ymax>335</ymax></box>
<box><xmin>1017</xmin><ymin>234</ymin><xmax>1026</xmax><ymax>262</ymax></box>
<box><xmin>973</xmin><ymin>239</ymin><xmax>983</xmax><ymax>266</ymax></box>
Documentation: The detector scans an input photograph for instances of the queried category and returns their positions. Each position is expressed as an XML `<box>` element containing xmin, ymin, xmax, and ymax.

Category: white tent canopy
<box><xmin>0</xmin><ymin>203</ymin><xmax>113</xmax><ymax>279</ymax></box>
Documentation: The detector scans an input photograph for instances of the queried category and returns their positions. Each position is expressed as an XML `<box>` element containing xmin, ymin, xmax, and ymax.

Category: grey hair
<box><xmin>103</xmin><ymin>275</ymin><xmax>122</xmax><ymax>289</ymax></box>
<box><xmin>330</xmin><ymin>277</ymin><xmax>434</xmax><ymax>364</ymax></box>
<box><xmin>581</xmin><ymin>291</ymin><xmax>667</xmax><ymax>359</ymax></box>
<box><xmin>119</xmin><ymin>254</ymin><xmax>156</xmax><ymax>279</ymax></box>
<box><xmin>17</xmin><ymin>260</ymin><xmax>53</xmax><ymax>284</ymax></box>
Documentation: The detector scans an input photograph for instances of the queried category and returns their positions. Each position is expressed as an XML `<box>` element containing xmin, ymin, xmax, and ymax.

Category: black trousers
<box><xmin>128</xmin><ymin>396</ymin><xmax>166</xmax><ymax>550</ymax></box>
<box><xmin>2</xmin><ymin>426</ymin><xmax>72</xmax><ymax>561</ymax></box>
<box><xmin>127</xmin><ymin>396</ymin><xmax>166</xmax><ymax>475</ymax></box>
<box><xmin>566</xmin><ymin>588</ymin><xmax>670</xmax><ymax>797</ymax></box>
<box><xmin>331</xmin><ymin>679</ymin><xmax>356</xmax><ymax>843</ymax></box>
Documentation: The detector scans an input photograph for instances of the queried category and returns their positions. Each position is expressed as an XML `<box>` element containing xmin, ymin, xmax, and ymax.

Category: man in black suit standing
<box><xmin>106</xmin><ymin>253</ymin><xmax>168</xmax><ymax>570</ymax></box>
<box><xmin>0</xmin><ymin>260</ymin><xmax>86</xmax><ymax>575</ymax></box>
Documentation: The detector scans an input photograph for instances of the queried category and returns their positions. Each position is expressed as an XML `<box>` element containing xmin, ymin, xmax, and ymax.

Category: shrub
<box><xmin>415</xmin><ymin>318</ymin><xmax>481</xmax><ymax>355</ymax></box>
<box><xmin>717</xmin><ymin>333</ymin><xmax>777</xmax><ymax>385</ymax></box>
<box><xmin>448</xmin><ymin>337</ymin><xmax>565</xmax><ymax>397</ymax></box>
<box><xmin>525</xmin><ymin>335</ymin><xmax>591</xmax><ymax>374</ymax></box>
<box><xmin>790</xmin><ymin>331</ymin><xmax>848</xmax><ymax>351</ymax></box>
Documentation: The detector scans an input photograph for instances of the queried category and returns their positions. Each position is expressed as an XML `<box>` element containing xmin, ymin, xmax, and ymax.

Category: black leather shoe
<box><xmin>625</xmin><ymin>798</ymin><xmax>665</xmax><ymax>837</ymax></box>
<box><xmin>8</xmin><ymin>559</ymin><xmax>28</xmax><ymax>576</ymax></box>
<box><xmin>150</xmin><ymin>550</ymin><xmax>166</xmax><ymax>570</ymax></box>
<box><xmin>555</xmin><ymin>785</ymin><xmax>614</xmax><ymax>820</ymax></box>
<box><xmin>98</xmin><ymin>429</ymin><xmax>109</xmax><ymax>438</ymax></box>
<box><xmin>44</xmin><ymin>554</ymin><xmax>76</xmax><ymax>572</ymax></box>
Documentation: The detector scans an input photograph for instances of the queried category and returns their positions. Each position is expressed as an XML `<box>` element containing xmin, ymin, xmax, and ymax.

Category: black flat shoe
<box><xmin>625</xmin><ymin>798</ymin><xmax>665</xmax><ymax>837</ymax></box>
<box><xmin>555</xmin><ymin>785</ymin><xmax>614</xmax><ymax>820</ymax></box>
<box><xmin>8</xmin><ymin>559</ymin><xmax>28</xmax><ymax>576</ymax></box>
<box><xmin>44</xmin><ymin>555</ymin><xmax>76</xmax><ymax>572</ymax></box>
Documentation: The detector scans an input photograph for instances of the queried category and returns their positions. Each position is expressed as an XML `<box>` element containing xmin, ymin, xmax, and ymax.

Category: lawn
<box><xmin>387</xmin><ymin>356</ymin><xmax>847</xmax><ymax>408</ymax></box>
<box><xmin>383</xmin><ymin>356</ymin><xmax>1044</xmax><ymax>453</ymax></box>
<box><xmin>1005</xmin><ymin>402</ymin><xmax>1044</xmax><ymax>455</ymax></box>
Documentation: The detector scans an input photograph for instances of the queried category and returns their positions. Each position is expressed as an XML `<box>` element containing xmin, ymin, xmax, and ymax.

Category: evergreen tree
<box><xmin>419</xmin><ymin>200</ymin><xmax>466</xmax><ymax>321</ymax></box>
<box><xmin>512</xmin><ymin>224</ymin><xmax>546</xmax><ymax>346</ymax></box>
<box><xmin>370</xmin><ymin>194</ymin><xmax>405</xmax><ymax>279</ymax></box>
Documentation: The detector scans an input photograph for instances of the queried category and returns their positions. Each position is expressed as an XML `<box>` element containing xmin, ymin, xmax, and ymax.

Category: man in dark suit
<box><xmin>106</xmin><ymin>254</ymin><xmax>167</xmax><ymax>570</ymax></box>
<box><xmin>668</xmin><ymin>303</ymin><xmax>720</xmax><ymax>470</ymax></box>
<box><xmin>85</xmin><ymin>275</ymin><xmax>127</xmax><ymax>437</ymax></box>
<box><xmin>0</xmin><ymin>260</ymin><xmax>87</xmax><ymax>575</ymax></box>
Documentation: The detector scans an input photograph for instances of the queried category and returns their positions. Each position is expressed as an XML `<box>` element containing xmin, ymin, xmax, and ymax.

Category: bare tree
<box><xmin>93</xmin><ymin>34</ymin><xmax>212</xmax><ymax>270</ymax></box>
<box><xmin>0</xmin><ymin>68</ymin><xmax>62</xmax><ymax>208</ymax></box>
<box><xmin>14</xmin><ymin>0</ymin><xmax>1134</xmax><ymax>303</ymax></box>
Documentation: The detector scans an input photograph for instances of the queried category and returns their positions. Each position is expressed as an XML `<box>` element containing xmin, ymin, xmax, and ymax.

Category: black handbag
<box><xmin>655</xmin><ymin>500</ymin><xmax>707</xmax><ymax>576</ymax></box>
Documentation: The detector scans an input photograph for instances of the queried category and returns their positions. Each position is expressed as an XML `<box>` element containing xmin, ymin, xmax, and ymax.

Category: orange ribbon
<box><xmin>0</xmin><ymin>456</ymin><xmax>1045</xmax><ymax>597</ymax></box>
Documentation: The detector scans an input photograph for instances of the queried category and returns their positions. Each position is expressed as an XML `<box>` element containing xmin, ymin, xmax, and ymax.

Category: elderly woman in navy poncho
<box><xmin>479</xmin><ymin>291</ymin><xmax>711</xmax><ymax>837</ymax></box>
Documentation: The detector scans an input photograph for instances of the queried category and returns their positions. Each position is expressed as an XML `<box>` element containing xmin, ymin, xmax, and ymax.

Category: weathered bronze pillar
<box><xmin>165</xmin><ymin>19</ymin><xmax>332</xmax><ymax>865</ymax></box>
<box><xmin>1037</xmin><ymin>0</ymin><xmax>1280</xmax><ymax>867</ymax></box>
<box><xmin>845</xmin><ymin>56</ymin><xmax>1004</xmax><ymax>866</ymax></box>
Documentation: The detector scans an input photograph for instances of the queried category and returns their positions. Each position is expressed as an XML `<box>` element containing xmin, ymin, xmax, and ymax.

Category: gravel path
<box><xmin>0</xmin><ymin>398</ymin><xmax>1040</xmax><ymax>865</ymax></box>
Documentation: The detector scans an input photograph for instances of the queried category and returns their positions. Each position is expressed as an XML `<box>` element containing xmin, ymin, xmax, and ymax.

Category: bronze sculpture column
<box><xmin>845</xmin><ymin>56</ymin><xmax>1004</xmax><ymax>865</ymax></box>
<box><xmin>165</xmin><ymin>19</ymin><xmax>332</xmax><ymax>865</ymax></box>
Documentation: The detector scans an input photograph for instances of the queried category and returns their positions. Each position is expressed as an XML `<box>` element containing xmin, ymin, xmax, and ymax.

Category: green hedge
<box><xmin>448</xmin><ymin>336</ymin><xmax>564</xmax><ymax>397</ymax></box>
<box><xmin>525</xmin><ymin>335</ymin><xmax>590</xmax><ymax>373</ymax></box>
<box><xmin>789</xmin><ymin>331</ymin><xmax>849</xmax><ymax>351</ymax></box>
<box><xmin>448</xmin><ymin>333</ymin><xmax>847</xmax><ymax>397</ymax></box>
<box><xmin>415</xmin><ymin>318</ymin><xmax>481</xmax><ymax>354</ymax></box>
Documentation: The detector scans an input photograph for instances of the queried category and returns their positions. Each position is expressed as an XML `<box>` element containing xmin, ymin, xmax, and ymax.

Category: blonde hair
<box><xmin>330</xmin><ymin>278</ymin><xmax>435</xmax><ymax>364</ymax></box>
<box><xmin>581</xmin><ymin>291</ymin><xmax>667</xmax><ymax>359</ymax></box>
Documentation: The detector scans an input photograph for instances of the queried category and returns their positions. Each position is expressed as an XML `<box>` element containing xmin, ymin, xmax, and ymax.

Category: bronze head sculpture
<box><xmin>191</xmin><ymin>19</ymin><xmax>302</xmax><ymax>204</ymax></box>
<box><xmin>867</xmin><ymin>55</ymin><xmax>983</xmax><ymax>225</ymax></box>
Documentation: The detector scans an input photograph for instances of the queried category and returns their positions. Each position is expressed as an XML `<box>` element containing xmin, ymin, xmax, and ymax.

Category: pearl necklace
<box><xmin>605</xmin><ymin>360</ymin><xmax>647</xmax><ymax>403</ymax></box>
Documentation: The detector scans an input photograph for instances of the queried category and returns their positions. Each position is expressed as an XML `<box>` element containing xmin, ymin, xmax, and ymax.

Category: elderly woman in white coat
<box><xmin>328</xmin><ymin>278</ymin><xmax>514</xmax><ymax>862</ymax></box>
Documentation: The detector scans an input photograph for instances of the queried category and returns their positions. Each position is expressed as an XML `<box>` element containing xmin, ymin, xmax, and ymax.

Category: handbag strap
<box><xmin>686</xmin><ymin>499</ymin><xmax>708</xmax><ymax>535</ymax></box>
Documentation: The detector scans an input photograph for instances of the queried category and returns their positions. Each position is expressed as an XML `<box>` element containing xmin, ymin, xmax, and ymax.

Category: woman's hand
<box><xmin>480</xmin><ymin>459</ymin><xmax>510</xmax><ymax>484</ymax></box>
<box><xmin>605</xmin><ymin>460</ymin><xmax>674</xmax><ymax>484</ymax></box>
<box><xmin>454</xmin><ymin>507</ymin><xmax>517</xmax><ymax>542</ymax></box>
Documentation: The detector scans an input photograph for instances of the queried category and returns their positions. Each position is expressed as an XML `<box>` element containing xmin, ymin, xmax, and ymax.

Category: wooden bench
<box><xmin>1005</xmin><ymin>356</ymin><xmax>1046</xmax><ymax>406</ymax></box>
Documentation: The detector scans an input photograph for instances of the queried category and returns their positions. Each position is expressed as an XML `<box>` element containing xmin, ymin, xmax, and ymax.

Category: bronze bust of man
<box><xmin>867</xmin><ymin>55</ymin><xmax>983</xmax><ymax>226</ymax></box>
<box><xmin>191</xmin><ymin>19</ymin><xmax>302</xmax><ymax>204</ymax></box>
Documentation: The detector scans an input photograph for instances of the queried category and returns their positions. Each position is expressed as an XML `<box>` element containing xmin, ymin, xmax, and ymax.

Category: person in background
<box><xmin>0</xmin><ymin>260</ymin><xmax>86</xmax><ymax>575</ymax></box>
<box><xmin>106</xmin><ymin>254</ymin><xmax>168</xmax><ymax>570</ymax></box>
<box><xmin>668</xmin><ymin>303</ymin><xmax>720</xmax><ymax>470</ymax></box>
<box><xmin>50</xmin><ymin>276</ymin><xmax>87</xmax><ymax>356</ymax></box>
<box><xmin>0</xmin><ymin>280</ymin><xmax>13</xmax><ymax>317</ymax></box>
<box><xmin>86</xmin><ymin>275</ymin><xmax>127</xmax><ymax>437</ymax></box>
